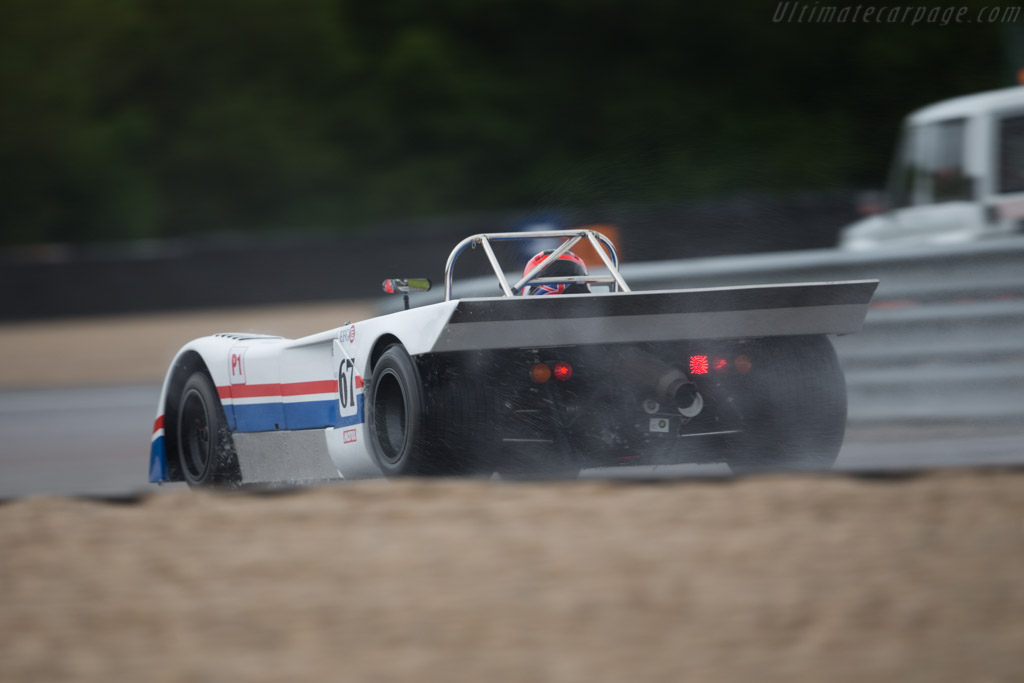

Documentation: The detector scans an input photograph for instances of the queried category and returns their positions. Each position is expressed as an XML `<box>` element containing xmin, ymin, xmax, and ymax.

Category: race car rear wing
<box><xmin>429</xmin><ymin>280</ymin><xmax>879</xmax><ymax>352</ymax></box>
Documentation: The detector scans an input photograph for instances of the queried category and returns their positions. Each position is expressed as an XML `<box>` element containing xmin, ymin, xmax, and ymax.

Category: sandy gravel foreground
<box><xmin>1</xmin><ymin>471</ymin><xmax>1022</xmax><ymax>682</ymax></box>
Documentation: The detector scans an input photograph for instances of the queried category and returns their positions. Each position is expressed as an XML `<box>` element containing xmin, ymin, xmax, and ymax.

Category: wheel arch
<box><xmin>366</xmin><ymin>333</ymin><xmax>447</xmax><ymax>391</ymax></box>
<box><xmin>162</xmin><ymin>350</ymin><xmax>216</xmax><ymax>482</ymax></box>
<box><xmin>368</xmin><ymin>333</ymin><xmax>403</xmax><ymax>373</ymax></box>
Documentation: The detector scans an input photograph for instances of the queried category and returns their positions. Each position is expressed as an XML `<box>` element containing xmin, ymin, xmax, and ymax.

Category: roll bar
<box><xmin>443</xmin><ymin>229</ymin><xmax>631</xmax><ymax>301</ymax></box>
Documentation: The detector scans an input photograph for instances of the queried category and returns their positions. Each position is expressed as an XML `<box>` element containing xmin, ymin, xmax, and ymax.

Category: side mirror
<box><xmin>382</xmin><ymin>278</ymin><xmax>432</xmax><ymax>309</ymax></box>
<box><xmin>382</xmin><ymin>278</ymin><xmax>432</xmax><ymax>293</ymax></box>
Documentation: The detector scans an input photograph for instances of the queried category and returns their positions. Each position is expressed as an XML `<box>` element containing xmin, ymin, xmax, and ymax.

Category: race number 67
<box><xmin>338</xmin><ymin>358</ymin><xmax>356</xmax><ymax>412</ymax></box>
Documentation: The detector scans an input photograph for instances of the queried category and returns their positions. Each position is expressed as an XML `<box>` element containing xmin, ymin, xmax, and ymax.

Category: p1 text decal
<box><xmin>229</xmin><ymin>347</ymin><xmax>247</xmax><ymax>385</ymax></box>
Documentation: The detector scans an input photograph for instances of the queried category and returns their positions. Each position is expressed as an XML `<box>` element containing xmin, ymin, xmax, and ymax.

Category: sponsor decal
<box><xmin>229</xmin><ymin>347</ymin><xmax>247</xmax><ymax>385</ymax></box>
<box><xmin>343</xmin><ymin>429</ymin><xmax>357</xmax><ymax>443</ymax></box>
<box><xmin>348</xmin><ymin>325</ymin><xmax>356</xmax><ymax>343</ymax></box>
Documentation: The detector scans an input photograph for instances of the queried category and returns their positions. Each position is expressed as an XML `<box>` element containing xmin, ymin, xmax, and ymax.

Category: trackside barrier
<box><xmin>387</xmin><ymin>236</ymin><xmax>1024</xmax><ymax>424</ymax></box>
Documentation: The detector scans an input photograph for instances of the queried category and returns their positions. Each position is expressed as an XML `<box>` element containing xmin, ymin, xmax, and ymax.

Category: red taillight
<box><xmin>734</xmin><ymin>354</ymin><xmax>752</xmax><ymax>375</ymax></box>
<box><xmin>689</xmin><ymin>355</ymin><xmax>709</xmax><ymax>375</ymax></box>
<box><xmin>531</xmin><ymin>363</ymin><xmax>552</xmax><ymax>383</ymax></box>
<box><xmin>713</xmin><ymin>357</ymin><xmax>729</xmax><ymax>372</ymax></box>
<box><xmin>553</xmin><ymin>361</ymin><xmax>573</xmax><ymax>381</ymax></box>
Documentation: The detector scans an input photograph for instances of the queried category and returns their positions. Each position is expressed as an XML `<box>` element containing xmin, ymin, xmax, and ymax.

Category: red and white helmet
<box><xmin>523</xmin><ymin>250</ymin><xmax>588</xmax><ymax>295</ymax></box>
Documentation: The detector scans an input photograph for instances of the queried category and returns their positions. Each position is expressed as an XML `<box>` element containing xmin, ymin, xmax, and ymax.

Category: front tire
<box><xmin>176</xmin><ymin>372</ymin><xmax>240</xmax><ymax>487</ymax></box>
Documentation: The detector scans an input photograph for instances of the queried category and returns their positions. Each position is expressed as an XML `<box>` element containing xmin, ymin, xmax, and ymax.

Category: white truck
<box><xmin>840</xmin><ymin>86</ymin><xmax>1024</xmax><ymax>249</ymax></box>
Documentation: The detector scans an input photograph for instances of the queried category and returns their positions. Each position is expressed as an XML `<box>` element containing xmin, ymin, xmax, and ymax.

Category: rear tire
<box><xmin>367</xmin><ymin>346</ymin><xmax>490</xmax><ymax>476</ymax></box>
<box><xmin>366</xmin><ymin>346</ymin><xmax>424</xmax><ymax>476</ymax></box>
<box><xmin>722</xmin><ymin>335</ymin><xmax>847</xmax><ymax>474</ymax></box>
<box><xmin>176</xmin><ymin>372</ymin><xmax>241</xmax><ymax>487</ymax></box>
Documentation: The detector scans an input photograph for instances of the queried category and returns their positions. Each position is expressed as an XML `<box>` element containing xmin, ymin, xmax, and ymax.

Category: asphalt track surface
<box><xmin>1</xmin><ymin>383</ymin><xmax>1022</xmax><ymax>499</ymax></box>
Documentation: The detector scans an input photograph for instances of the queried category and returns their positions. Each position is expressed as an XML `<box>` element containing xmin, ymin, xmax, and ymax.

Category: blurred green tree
<box><xmin>0</xmin><ymin>0</ymin><xmax>1012</xmax><ymax>244</ymax></box>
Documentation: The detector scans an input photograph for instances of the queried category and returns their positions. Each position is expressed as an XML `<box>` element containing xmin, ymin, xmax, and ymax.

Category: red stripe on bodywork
<box><xmin>355</xmin><ymin>376</ymin><xmax>364</xmax><ymax>389</ymax></box>
<box><xmin>218</xmin><ymin>380</ymin><xmax>339</xmax><ymax>399</ymax></box>
<box><xmin>281</xmin><ymin>380</ymin><xmax>339</xmax><ymax>396</ymax></box>
<box><xmin>153</xmin><ymin>415</ymin><xmax>164</xmax><ymax>433</ymax></box>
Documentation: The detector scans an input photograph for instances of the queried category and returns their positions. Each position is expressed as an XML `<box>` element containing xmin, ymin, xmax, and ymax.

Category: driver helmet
<box><xmin>523</xmin><ymin>250</ymin><xmax>589</xmax><ymax>295</ymax></box>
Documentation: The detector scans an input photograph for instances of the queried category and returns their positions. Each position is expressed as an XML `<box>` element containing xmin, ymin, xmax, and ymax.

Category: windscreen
<box><xmin>998</xmin><ymin>114</ymin><xmax>1024</xmax><ymax>194</ymax></box>
<box><xmin>889</xmin><ymin>118</ymin><xmax>973</xmax><ymax>207</ymax></box>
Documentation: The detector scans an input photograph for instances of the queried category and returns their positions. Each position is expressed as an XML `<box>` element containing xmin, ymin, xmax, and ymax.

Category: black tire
<box><xmin>722</xmin><ymin>335</ymin><xmax>847</xmax><ymax>474</ymax></box>
<box><xmin>367</xmin><ymin>345</ymin><xmax>489</xmax><ymax>476</ymax></box>
<box><xmin>422</xmin><ymin>379</ymin><xmax>498</xmax><ymax>476</ymax></box>
<box><xmin>366</xmin><ymin>346</ymin><xmax>426</xmax><ymax>476</ymax></box>
<box><xmin>176</xmin><ymin>372</ymin><xmax>241</xmax><ymax>487</ymax></box>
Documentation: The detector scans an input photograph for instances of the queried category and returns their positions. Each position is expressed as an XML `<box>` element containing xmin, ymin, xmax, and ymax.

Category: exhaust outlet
<box><xmin>621</xmin><ymin>349</ymin><xmax>704</xmax><ymax>418</ymax></box>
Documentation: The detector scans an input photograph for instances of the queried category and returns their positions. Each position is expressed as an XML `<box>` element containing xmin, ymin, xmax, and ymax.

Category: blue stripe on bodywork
<box><xmin>224</xmin><ymin>403</ymin><xmax>237</xmax><ymax>430</ymax></box>
<box><xmin>232</xmin><ymin>401</ymin><xmax>287</xmax><ymax>432</ymax></box>
<box><xmin>337</xmin><ymin>395</ymin><xmax>365</xmax><ymax>428</ymax></box>
<box><xmin>232</xmin><ymin>395</ymin><xmax>364</xmax><ymax>433</ymax></box>
<box><xmin>149</xmin><ymin>436</ymin><xmax>168</xmax><ymax>483</ymax></box>
<box><xmin>285</xmin><ymin>399</ymin><xmax>339</xmax><ymax>430</ymax></box>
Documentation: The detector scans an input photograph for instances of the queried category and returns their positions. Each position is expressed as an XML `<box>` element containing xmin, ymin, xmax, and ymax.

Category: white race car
<box><xmin>149</xmin><ymin>229</ymin><xmax>877</xmax><ymax>486</ymax></box>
